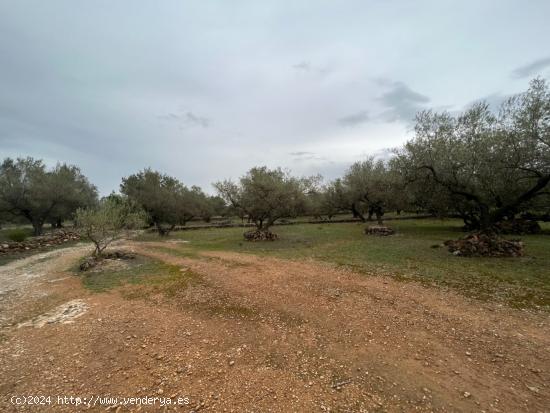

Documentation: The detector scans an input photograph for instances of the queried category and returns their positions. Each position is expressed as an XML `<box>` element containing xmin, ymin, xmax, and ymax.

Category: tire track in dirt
<box><xmin>0</xmin><ymin>242</ymin><xmax>548</xmax><ymax>412</ymax></box>
<box><xmin>130</xmin><ymin>242</ymin><xmax>550</xmax><ymax>412</ymax></box>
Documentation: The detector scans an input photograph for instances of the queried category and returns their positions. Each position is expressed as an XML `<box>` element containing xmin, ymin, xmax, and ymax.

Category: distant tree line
<box><xmin>1</xmin><ymin>78</ymin><xmax>548</xmax><ymax>237</ymax></box>
<box><xmin>0</xmin><ymin>158</ymin><xmax>97</xmax><ymax>235</ymax></box>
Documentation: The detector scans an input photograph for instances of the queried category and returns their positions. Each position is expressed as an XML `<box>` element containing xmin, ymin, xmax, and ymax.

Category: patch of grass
<box><xmin>146</xmin><ymin>244</ymin><xmax>201</xmax><ymax>259</ymax></box>
<box><xmin>74</xmin><ymin>254</ymin><xmax>201</xmax><ymax>299</ymax></box>
<box><xmin>5</xmin><ymin>228</ymin><xmax>31</xmax><ymax>242</ymax></box>
<box><xmin>136</xmin><ymin>219</ymin><xmax>550</xmax><ymax>309</ymax></box>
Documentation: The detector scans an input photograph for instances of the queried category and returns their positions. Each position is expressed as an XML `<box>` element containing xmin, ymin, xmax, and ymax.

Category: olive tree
<box><xmin>395</xmin><ymin>78</ymin><xmax>550</xmax><ymax>231</ymax></box>
<box><xmin>184</xmin><ymin>186</ymin><xmax>226</xmax><ymax>223</ymax></box>
<box><xmin>342</xmin><ymin>158</ymin><xmax>403</xmax><ymax>224</ymax></box>
<box><xmin>75</xmin><ymin>196</ymin><xmax>145</xmax><ymax>256</ymax></box>
<box><xmin>0</xmin><ymin>157</ymin><xmax>97</xmax><ymax>235</ymax></box>
<box><xmin>214</xmin><ymin>167</ymin><xmax>308</xmax><ymax>235</ymax></box>
<box><xmin>305</xmin><ymin>177</ymin><xmax>346</xmax><ymax>220</ymax></box>
<box><xmin>323</xmin><ymin>179</ymin><xmax>353</xmax><ymax>218</ymax></box>
<box><xmin>121</xmin><ymin>169</ymin><xmax>201</xmax><ymax>236</ymax></box>
<box><xmin>49</xmin><ymin>164</ymin><xmax>99</xmax><ymax>228</ymax></box>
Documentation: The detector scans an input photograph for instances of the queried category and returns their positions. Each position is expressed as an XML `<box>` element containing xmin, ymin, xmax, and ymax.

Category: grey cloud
<box><xmin>289</xmin><ymin>151</ymin><xmax>328</xmax><ymax>161</ymax></box>
<box><xmin>467</xmin><ymin>92</ymin><xmax>509</xmax><ymax>112</ymax></box>
<box><xmin>511</xmin><ymin>56</ymin><xmax>550</xmax><ymax>78</ymax></box>
<box><xmin>160</xmin><ymin>111</ymin><xmax>210</xmax><ymax>128</ymax></box>
<box><xmin>289</xmin><ymin>151</ymin><xmax>314</xmax><ymax>156</ymax></box>
<box><xmin>292</xmin><ymin>61</ymin><xmax>330</xmax><ymax>76</ymax></box>
<box><xmin>376</xmin><ymin>80</ymin><xmax>430</xmax><ymax>123</ymax></box>
<box><xmin>293</xmin><ymin>61</ymin><xmax>311</xmax><ymax>71</ymax></box>
<box><xmin>1</xmin><ymin>1</ymin><xmax>549</xmax><ymax>195</ymax></box>
<box><xmin>370</xmin><ymin>148</ymin><xmax>395</xmax><ymax>162</ymax></box>
<box><xmin>338</xmin><ymin>110</ymin><xmax>370</xmax><ymax>127</ymax></box>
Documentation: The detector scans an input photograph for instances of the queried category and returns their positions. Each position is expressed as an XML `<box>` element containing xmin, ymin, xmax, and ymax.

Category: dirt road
<box><xmin>0</xmin><ymin>242</ymin><xmax>548</xmax><ymax>412</ymax></box>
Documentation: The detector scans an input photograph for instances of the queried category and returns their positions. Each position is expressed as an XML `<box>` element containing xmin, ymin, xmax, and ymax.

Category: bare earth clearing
<box><xmin>0</xmin><ymin>241</ymin><xmax>549</xmax><ymax>412</ymax></box>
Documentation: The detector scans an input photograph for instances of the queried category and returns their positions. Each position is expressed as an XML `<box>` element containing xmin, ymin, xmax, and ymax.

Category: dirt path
<box><xmin>0</xmin><ymin>244</ymin><xmax>91</xmax><ymax>329</ymax></box>
<box><xmin>1</xmin><ymin>242</ymin><xmax>549</xmax><ymax>412</ymax></box>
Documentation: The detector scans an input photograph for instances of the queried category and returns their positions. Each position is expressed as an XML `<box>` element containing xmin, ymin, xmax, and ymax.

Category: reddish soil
<box><xmin>0</xmin><ymin>241</ymin><xmax>548</xmax><ymax>412</ymax></box>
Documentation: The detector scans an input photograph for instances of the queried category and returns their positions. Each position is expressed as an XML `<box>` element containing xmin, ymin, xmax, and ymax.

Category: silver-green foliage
<box><xmin>395</xmin><ymin>78</ymin><xmax>550</xmax><ymax>229</ymax></box>
<box><xmin>75</xmin><ymin>197</ymin><xmax>145</xmax><ymax>256</ymax></box>
<box><xmin>214</xmin><ymin>167</ymin><xmax>310</xmax><ymax>231</ymax></box>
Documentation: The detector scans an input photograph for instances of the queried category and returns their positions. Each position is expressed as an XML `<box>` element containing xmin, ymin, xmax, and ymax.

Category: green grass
<box><xmin>137</xmin><ymin>219</ymin><xmax>550</xmax><ymax>309</ymax></box>
<box><xmin>0</xmin><ymin>225</ymin><xmax>71</xmax><ymax>242</ymax></box>
<box><xmin>74</xmin><ymin>254</ymin><xmax>200</xmax><ymax>296</ymax></box>
<box><xmin>0</xmin><ymin>226</ymin><xmax>34</xmax><ymax>242</ymax></box>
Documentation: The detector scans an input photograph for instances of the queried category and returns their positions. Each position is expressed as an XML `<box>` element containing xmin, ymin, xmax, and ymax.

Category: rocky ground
<box><xmin>0</xmin><ymin>241</ymin><xmax>548</xmax><ymax>412</ymax></box>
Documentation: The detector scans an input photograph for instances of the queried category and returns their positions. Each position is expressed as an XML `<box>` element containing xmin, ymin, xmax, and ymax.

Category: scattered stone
<box><xmin>365</xmin><ymin>226</ymin><xmax>395</xmax><ymax>236</ymax></box>
<box><xmin>0</xmin><ymin>230</ymin><xmax>80</xmax><ymax>255</ymax></box>
<box><xmin>79</xmin><ymin>251</ymin><xmax>137</xmax><ymax>272</ymax></box>
<box><xmin>444</xmin><ymin>232</ymin><xmax>524</xmax><ymax>257</ymax></box>
<box><xmin>18</xmin><ymin>300</ymin><xmax>89</xmax><ymax>328</ymax></box>
<box><xmin>331</xmin><ymin>379</ymin><xmax>352</xmax><ymax>389</ymax></box>
<box><xmin>243</xmin><ymin>230</ymin><xmax>278</xmax><ymax>241</ymax></box>
<box><xmin>79</xmin><ymin>257</ymin><xmax>97</xmax><ymax>271</ymax></box>
<box><xmin>102</xmin><ymin>251</ymin><xmax>136</xmax><ymax>260</ymax></box>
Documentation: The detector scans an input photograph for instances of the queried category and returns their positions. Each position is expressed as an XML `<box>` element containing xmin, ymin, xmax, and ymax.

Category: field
<box><xmin>1</xmin><ymin>218</ymin><xmax>549</xmax><ymax>412</ymax></box>
<box><xmin>139</xmin><ymin>218</ymin><xmax>550</xmax><ymax>309</ymax></box>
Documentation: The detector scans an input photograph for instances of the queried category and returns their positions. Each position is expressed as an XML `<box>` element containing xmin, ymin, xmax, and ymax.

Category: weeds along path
<box><xmin>129</xmin><ymin>242</ymin><xmax>550</xmax><ymax>412</ymax></box>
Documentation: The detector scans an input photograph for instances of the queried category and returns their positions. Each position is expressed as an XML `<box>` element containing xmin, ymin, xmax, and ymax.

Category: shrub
<box><xmin>6</xmin><ymin>228</ymin><xmax>29</xmax><ymax>242</ymax></box>
<box><xmin>75</xmin><ymin>197</ymin><xmax>145</xmax><ymax>256</ymax></box>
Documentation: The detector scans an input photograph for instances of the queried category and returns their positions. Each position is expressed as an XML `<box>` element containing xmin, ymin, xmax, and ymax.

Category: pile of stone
<box><xmin>79</xmin><ymin>251</ymin><xmax>136</xmax><ymax>271</ymax></box>
<box><xmin>0</xmin><ymin>230</ymin><xmax>80</xmax><ymax>255</ymax></box>
<box><xmin>444</xmin><ymin>232</ymin><xmax>524</xmax><ymax>257</ymax></box>
<box><xmin>495</xmin><ymin>219</ymin><xmax>541</xmax><ymax>235</ymax></box>
<box><xmin>365</xmin><ymin>225</ymin><xmax>395</xmax><ymax>236</ymax></box>
<box><xmin>243</xmin><ymin>230</ymin><xmax>279</xmax><ymax>241</ymax></box>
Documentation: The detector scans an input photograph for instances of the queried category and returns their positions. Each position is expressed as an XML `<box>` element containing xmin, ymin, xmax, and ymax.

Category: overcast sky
<box><xmin>1</xmin><ymin>1</ymin><xmax>550</xmax><ymax>195</ymax></box>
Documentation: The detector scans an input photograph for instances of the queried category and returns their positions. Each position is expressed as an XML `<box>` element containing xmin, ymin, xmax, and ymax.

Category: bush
<box><xmin>6</xmin><ymin>228</ymin><xmax>30</xmax><ymax>242</ymax></box>
<box><xmin>75</xmin><ymin>197</ymin><xmax>145</xmax><ymax>256</ymax></box>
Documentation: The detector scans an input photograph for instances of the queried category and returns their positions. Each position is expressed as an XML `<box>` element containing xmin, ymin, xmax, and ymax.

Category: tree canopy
<box><xmin>121</xmin><ymin>169</ymin><xmax>205</xmax><ymax>235</ymax></box>
<box><xmin>0</xmin><ymin>157</ymin><xmax>97</xmax><ymax>235</ymax></box>
<box><xmin>75</xmin><ymin>195</ymin><xmax>145</xmax><ymax>256</ymax></box>
<box><xmin>395</xmin><ymin>78</ymin><xmax>550</xmax><ymax>230</ymax></box>
<box><xmin>214</xmin><ymin>166</ymin><xmax>309</xmax><ymax>232</ymax></box>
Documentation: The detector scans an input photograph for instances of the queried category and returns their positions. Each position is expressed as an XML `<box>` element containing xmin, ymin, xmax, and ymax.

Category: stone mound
<box><xmin>444</xmin><ymin>232</ymin><xmax>524</xmax><ymax>257</ymax></box>
<box><xmin>79</xmin><ymin>251</ymin><xmax>137</xmax><ymax>271</ymax></box>
<box><xmin>365</xmin><ymin>226</ymin><xmax>395</xmax><ymax>236</ymax></box>
<box><xmin>243</xmin><ymin>230</ymin><xmax>279</xmax><ymax>241</ymax></box>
